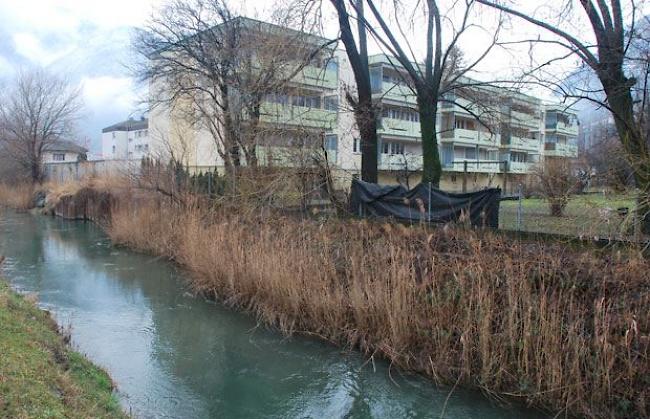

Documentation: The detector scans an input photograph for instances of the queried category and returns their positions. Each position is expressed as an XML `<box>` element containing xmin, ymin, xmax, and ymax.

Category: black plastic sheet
<box><xmin>349</xmin><ymin>179</ymin><xmax>501</xmax><ymax>228</ymax></box>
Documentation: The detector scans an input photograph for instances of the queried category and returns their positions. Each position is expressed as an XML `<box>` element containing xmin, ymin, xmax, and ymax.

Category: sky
<box><xmin>0</xmin><ymin>0</ymin><xmax>643</xmax><ymax>155</ymax></box>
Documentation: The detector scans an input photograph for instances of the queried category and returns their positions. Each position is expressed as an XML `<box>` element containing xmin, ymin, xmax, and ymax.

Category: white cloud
<box><xmin>81</xmin><ymin>76</ymin><xmax>138</xmax><ymax>112</ymax></box>
<box><xmin>12</xmin><ymin>32</ymin><xmax>75</xmax><ymax>66</ymax></box>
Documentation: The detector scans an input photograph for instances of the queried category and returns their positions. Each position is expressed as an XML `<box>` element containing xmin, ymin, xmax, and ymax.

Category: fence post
<box><xmin>517</xmin><ymin>183</ymin><xmax>523</xmax><ymax>231</ymax></box>
<box><xmin>502</xmin><ymin>160</ymin><xmax>508</xmax><ymax>195</ymax></box>
<box><xmin>462</xmin><ymin>160</ymin><xmax>468</xmax><ymax>193</ymax></box>
<box><xmin>428</xmin><ymin>181</ymin><xmax>432</xmax><ymax>223</ymax></box>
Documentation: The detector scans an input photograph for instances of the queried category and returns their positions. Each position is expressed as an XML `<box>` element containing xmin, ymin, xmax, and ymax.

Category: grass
<box><xmin>500</xmin><ymin>193</ymin><xmax>640</xmax><ymax>238</ymax></box>
<box><xmin>0</xmin><ymin>280</ymin><xmax>127</xmax><ymax>419</ymax></box>
<box><xmin>108</xmin><ymin>197</ymin><xmax>649</xmax><ymax>419</ymax></box>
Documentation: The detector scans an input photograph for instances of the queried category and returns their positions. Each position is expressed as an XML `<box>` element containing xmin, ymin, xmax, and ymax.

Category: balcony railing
<box><xmin>256</xmin><ymin>146</ymin><xmax>337</xmax><ymax>167</ymax></box>
<box><xmin>442</xmin><ymin>160</ymin><xmax>503</xmax><ymax>173</ymax></box>
<box><xmin>440</xmin><ymin>128</ymin><xmax>498</xmax><ymax>145</ymax></box>
<box><xmin>260</xmin><ymin>102</ymin><xmax>337</xmax><ymax>130</ymax></box>
<box><xmin>378</xmin><ymin>153</ymin><xmax>423</xmax><ymax>171</ymax></box>
<box><xmin>544</xmin><ymin>142</ymin><xmax>578</xmax><ymax>157</ymax></box>
<box><xmin>374</xmin><ymin>82</ymin><xmax>418</xmax><ymax>104</ymax></box>
<box><xmin>378</xmin><ymin>118</ymin><xmax>421</xmax><ymax>139</ymax></box>
<box><xmin>293</xmin><ymin>65</ymin><xmax>338</xmax><ymax>90</ymax></box>
<box><xmin>508</xmin><ymin>161</ymin><xmax>533</xmax><ymax>173</ymax></box>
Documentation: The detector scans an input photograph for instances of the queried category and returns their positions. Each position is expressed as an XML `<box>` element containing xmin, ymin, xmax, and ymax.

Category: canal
<box><xmin>0</xmin><ymin>211</ymin><xmax>547</xmax><ymax>418</ymax></box>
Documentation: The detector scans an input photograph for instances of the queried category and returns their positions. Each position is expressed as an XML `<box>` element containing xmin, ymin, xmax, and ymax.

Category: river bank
<box><xmin>0</xmin><ymin>279</ymin><xmax>126</xmax><ymax>418</ymax></box>
<box><xmin>1</xmin><ymin>181</ymin><xmax>649</xmax><ymax>418</ymax></box>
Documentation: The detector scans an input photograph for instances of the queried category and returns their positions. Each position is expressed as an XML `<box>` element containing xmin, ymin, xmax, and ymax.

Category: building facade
<box><xmin>147</xmin><ymin>18</ymin><xmax>578</xmax><ymax>192</ymax></box>
<box><xmin>42</xmin><ymin>140</ymin><xmax>88</xmax><ymax>164</ymax></box>
<box><xmin>101</xmin><ymin>118</ymin><xmax>150</xmax><ymax>161</ymax></box>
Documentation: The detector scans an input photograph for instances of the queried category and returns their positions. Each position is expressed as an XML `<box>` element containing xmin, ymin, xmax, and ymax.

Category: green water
<box><xmin>0</xmin><ymin>211</ymin><xmax>547</xmax><ymax>418</ymax></box>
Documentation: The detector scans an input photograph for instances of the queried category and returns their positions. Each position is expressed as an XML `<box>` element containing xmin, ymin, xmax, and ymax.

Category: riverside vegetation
<box><xmin>1</xmin><ymin>180</ymin><xmax>649</xmax><ymax>418</ymax></box>
<box><xmin>0</xmin><ymin>279</ymin><xmax>126</xmax><ymax>418</ymax></box>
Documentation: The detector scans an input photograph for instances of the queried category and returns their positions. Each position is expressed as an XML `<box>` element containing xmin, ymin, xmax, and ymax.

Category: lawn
<box><xmin>499</xmin><ymin>193</ymin><xmax>641</xmax><ymax>239</ymax></box>
<box><xmin>0</xmin><ymin>280</ymin><xmax>127</xmax><ymax>419</ymax></box>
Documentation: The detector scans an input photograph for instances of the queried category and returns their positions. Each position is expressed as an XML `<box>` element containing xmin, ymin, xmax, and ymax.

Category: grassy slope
<box><xmin>0</xmin><ymin>281</ymin><xmax>127</xmax><ymax>419</ymax></box>
<box><xmin>500</xmin><ymin>194</ymin><xmax>638</xmax><ymax>237</ymax></box>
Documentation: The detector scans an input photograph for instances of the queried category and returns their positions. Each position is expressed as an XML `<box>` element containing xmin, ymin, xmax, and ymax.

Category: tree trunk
<box><xmin>418</xmin><ymin>95</ymin><xmax>442</xmax><ymax>186</ymax></box>
<box><xmin>602</xmin><ymin>72</ymin><xmax>650</xmax><ymax>234</ymax></box>
<box><xmin>357</xmin><ymin>98</ymin><xmax>378</xmax><ymax>183</ymax></box>
<box><xmin>331</xmin><ymin>0</ymin><xmax>378</xmax><ymax>183</ymax></box>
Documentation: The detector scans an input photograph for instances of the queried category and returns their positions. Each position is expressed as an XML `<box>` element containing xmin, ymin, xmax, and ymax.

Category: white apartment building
<box><xmin>147</xmin><ymin>18</ymin><xmax>578</xmax><ymax>192</ymax></box>
<box><xmin>101</xmin><ymin>118</ymin><xmax>150</xmax><ymax>161</ymax></box>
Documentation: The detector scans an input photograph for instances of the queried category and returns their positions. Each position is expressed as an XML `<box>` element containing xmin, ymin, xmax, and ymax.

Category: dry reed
<box><xmin>109</xmin><ymin>199</ymin><xmax>649</xmax><ymax>419</ymax></box>
<box><xmin>0</xmin><ymin>183</ymin><xmax>35</xmax><ymax>210</ymax></box>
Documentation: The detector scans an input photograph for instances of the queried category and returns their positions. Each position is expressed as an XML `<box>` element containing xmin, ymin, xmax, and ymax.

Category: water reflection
<box><xmin>0</xmin><ymin>212</ymin><xmax>547</xmax><ymax>418</ymax></box>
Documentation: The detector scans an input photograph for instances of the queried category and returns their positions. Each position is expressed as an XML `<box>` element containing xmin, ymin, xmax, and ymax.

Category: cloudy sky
<box><xmin>0</xmin><ymin>0</ymin><xmax>642</xmax><ymax>156</ymax></box>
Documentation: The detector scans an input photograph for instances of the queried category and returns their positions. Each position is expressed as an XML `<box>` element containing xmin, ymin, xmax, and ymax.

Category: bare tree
<box><xmin>134</xmin><ymin>0</ymin><xmax>335</xmax><ymax>182</ymax></box>
<box><xmin>355</xmin><ymin>0</ymin><xmax>505</xmax><ymax>186</ymax></box>
<box><xmin>477</xmin><ymin>0</ymin><xmax>650</xmax><ymax>232</ymax></box>
<box><xmin>330</xmin><ymin>0</ymin><xmax>379</xmax><ymax>183</ymax></box>
<box><xmin>0</xmin><ymin>69</ymin><xmax>83</xmax><ymax>184</ymax></box>
<box><xmin>534</xmin><ymin>157</ymin><xmax>583</xmax><ymax>216</ymax></box>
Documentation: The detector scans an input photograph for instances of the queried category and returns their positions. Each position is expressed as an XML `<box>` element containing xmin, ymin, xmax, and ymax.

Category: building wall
<box><xmin>101</xmin><ymin>125</ymin><xmax>151</xmax><ymax>161</ymax></box>
<box><xmin>42</xmin><ymin>151</ymin><xmax>84</xmax><ymax>164</ymax></box>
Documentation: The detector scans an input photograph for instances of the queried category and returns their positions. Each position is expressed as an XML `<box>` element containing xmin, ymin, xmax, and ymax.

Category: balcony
<box><xmin>293</xmin><ymin>65</ymin><xmax>338</xmax><ymax>90</ymax></box>
<box><xmin>374</xmin><ymin>82</ymin><xmax>418</xmax><ymax>105</ymax></box>
<box><xmin>442</xmin><ymin>160</ymin><xmax>502</xmax><ymax>173</ymax></box>
<box><xmin>546</xmin><ymin>121</ymin><xmax>579</xmax><ymax>136</ymax></box>
<box><xmin>378</xmin><ymin>118</ymin><xmax>421</xmax><ymax>139</ymax></box>
<box><xmin>378</xmin><ymin>153</ymin><xmax>423</xmax><ymax>171</ymax></box>
<box><xmin>260</xmin><ymin>103</ymin><xmax>337</xmax><ymax>130</ymax></box>
<box><xmin>503</xmin><ymin>136</ymin><xmax>540</xmax><ymax>152</ymax></box>
<box><xmin>510</xmin><ymin>110</ymin><xmax>541</xmax><ymax>129</ymax></box>
<box><xmin>256</xmin><ymin>146</ymin><xmax>337</xmax><ymax>167</ymax></box>
<box><xmin>507</xmin><ymin>161</ymin><xmax>534</xmax><ymax>174</ymax></box>
<box><xmin>440</xmin><ymin>128</ymin><xmax>498</xmax><ymax>146</ymax></box>
<box><xmin>544</xmin><ymin>142</ymin><xmax>578</xmax><ymax>158</ymax></box>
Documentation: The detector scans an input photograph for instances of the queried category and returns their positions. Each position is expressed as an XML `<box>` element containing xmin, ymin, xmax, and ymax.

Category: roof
<box><xmin>43</xmin><ymin>140</ymin><xmax>88</xmax><ymax>154</ymax></box>
<box><xmin>102</xmin><ymin>118</ymin><xmax>148</xmax><ymax>133</ymax></box>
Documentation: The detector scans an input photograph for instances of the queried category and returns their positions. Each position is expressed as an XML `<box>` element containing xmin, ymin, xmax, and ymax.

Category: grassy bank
<box><xmin>0</xmin><ymin>280</ymin><xmax>127</xmax><ymax>418</ymax></box>
<box><xmin>109</xmin><ymin>198</ymin><xmax>649</xmax><ymax>419</ymax></box>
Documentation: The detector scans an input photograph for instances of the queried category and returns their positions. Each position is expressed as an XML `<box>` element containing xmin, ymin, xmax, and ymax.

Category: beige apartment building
<box><xmin>148</xmin><ymin>17</ymin><xmax>579</xmax><ymax>193</ymax></box>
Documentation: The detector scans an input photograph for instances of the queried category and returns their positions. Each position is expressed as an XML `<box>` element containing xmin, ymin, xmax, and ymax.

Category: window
<box><xmin>353</xmin><ymin>138</ymin><xmax>361</xmax><ymax>153</ymax></box>
<box><xmin>135</xmin><ymin>145</ymin><xmax>142</xmax><ymax>152</ymax></box>
<box><xmin>325</xmin><ymin>134</ymin><xmax>338</xmax><ymax>151</ymax></box>
<box><xmin>112</xmin><ymin>145</ymin><xmax>116</xmax><ymax>154</ymax></box>
<box><xmin>52</xmin><ymin>153</ymin><xmax>65</xmax><ymax>161</ymax></box>
<box><xmin>144</xmin><ymin>130</ymin><xmax>148</xmax><ymax>137</ymax></box>
<box><xmin>455</xmin><ymin>118</ymin><xmax>476</xmax><ymax>130</ymax></box>
<box><xmin>381</xmin><ymin>141</ymin><xmax>404</xmax><ymax>155</ymax></box>
<box><xmin>144</xmin><ymin>144</ymin><xmax>149</xmax><ymax>152</ymax></box>
<box><xmin>324</xmin><ymin>96</ymin><xmax>338</xmax><ymax>111</ymax></box>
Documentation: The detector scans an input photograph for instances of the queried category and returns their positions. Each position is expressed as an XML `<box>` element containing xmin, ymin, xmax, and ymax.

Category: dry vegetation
<box><xmin>0</xmin><ymin>183</ymin><xmax>34</xmax><ymax>210</ymax></box>
<box><xmin>108</xmin><ymin>197</ymin><xmax>649</xmax><ymax>419</ymax></box>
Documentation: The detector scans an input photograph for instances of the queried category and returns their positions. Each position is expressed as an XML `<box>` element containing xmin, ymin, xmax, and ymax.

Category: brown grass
<box><xmin>108</xmin><ymin>198</ymin><xmax>650</xmax><ymax>419</ymax></box>
<box><xmin>0</xmin><ymin>183</ymin><xmax>35</xmax><ymax>210</ymax></box>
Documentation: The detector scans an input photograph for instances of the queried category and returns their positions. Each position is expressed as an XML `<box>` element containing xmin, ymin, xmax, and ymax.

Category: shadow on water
<box><xmin>0</xmin><ymin>211</ymin><xmax>549</xmax><ymax>419</ymax></box>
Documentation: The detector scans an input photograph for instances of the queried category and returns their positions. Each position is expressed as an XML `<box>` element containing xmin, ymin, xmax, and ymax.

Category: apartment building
<box><xmin>543</xmin><ymin>105</ymin><xmax>579</xmax><ymax>159</ymax></box>
<box><xmin>148</xmin><ymin>17</ymin><xmax>339</xmax><ymax>172</ymax></box>
<box><xmin>147</xmin><ymin>18</ymin><xmax>578</xmax><ymax>192</ymax></box>
<box><xmin>101</xmin><ymin>118</ymin><xmax>150</xmax><ymax>160</ymax></box>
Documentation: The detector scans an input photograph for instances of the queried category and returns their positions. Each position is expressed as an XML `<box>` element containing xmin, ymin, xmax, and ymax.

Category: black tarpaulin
<box><xmin>349</xmin><ymin>179</ymin><xmax>501</xmax><ymax>228</ymax></box>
